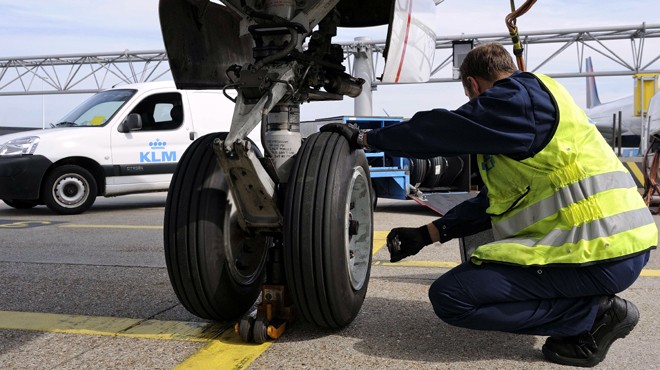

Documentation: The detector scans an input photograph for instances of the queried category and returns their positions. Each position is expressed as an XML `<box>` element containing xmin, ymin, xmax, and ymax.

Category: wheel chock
<box><xmin>235</xmin><ymin>284</ymin><xmax>295</xmax><ymax>343</ymax></box>
<box><xmin>267</xmin><ymin>321</ymin><xmax>287</xmax><ymax>339</ymax></box>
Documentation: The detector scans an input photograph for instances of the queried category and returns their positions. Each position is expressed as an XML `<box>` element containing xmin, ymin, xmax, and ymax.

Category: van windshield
<box><xmin>54</xmin><ymin>89</ymin><xmax>137</xmax><ymax>127</ymax></box>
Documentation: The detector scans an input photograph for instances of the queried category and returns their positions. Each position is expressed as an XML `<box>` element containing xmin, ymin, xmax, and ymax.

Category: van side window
<box><xmin>129</xmin><ymin>92</ymin><xmax>183</xmax><ymax>131</ymax></box>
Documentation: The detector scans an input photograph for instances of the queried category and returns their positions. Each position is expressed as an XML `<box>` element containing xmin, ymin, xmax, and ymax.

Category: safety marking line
<box><xmin>373</xmin><ymin>260</ymin><xmax>459</xmax><ymax>268</ymax></box>
<box><xmin>0</xmin><ymin>310</ymin><xmax>270</xmax><ymax>369</ymax></box>
<box><xmin>175</xmin><ymin>330</ymin><xmax>272</xmax><ymax>370</ymax></box>
<box><xmin>641</xmin><ymin>269</ymin><xmax>660</xmax><ymax>277</ymax></box>
<box><xmin>0</xmin><ymin>310</ymin><xmax>221</xmax><ymax>341</ymax></box>
<box><xmin>372</xmin><ymin>231</ymin><xmax>388</xmax><ymax>255</ymax></box>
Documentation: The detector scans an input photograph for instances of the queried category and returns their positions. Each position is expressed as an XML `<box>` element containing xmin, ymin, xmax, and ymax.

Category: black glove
<box><xmin>387</xmin><ymin>226</ymin><xmax>433</xmax><ymax>263</ymax></box>
<box><xmin>319</xmin><ymin>122</ymin><xmax>363</xmax><ymax>149</ymax></box>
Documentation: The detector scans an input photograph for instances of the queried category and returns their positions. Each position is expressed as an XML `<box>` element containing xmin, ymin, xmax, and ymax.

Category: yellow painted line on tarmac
<box><xmin>59</xmin><ymin>224</ymin><xmax>163</xmax><ymax>229</ymax></box>
<box><xmin>372</xmin><ymin>230</ymin><xmax>388</xmax><ymax>255</ymax></box>
<box><xmin>640</xmin><ymin>269</ymin><xmax>660</xmax><ymax>277</ymax></box>
<box><xmin>0</xmin><ymin>310</ymin><xmax>221</xmax><ymax>341</ymax></box>
<box><xmin>0</xmin><ymin>310</ymin><xmax>143</xmax><ymax>336</ymax></box>
<box><xmin>175</xmin><ymin>329</ymin><xmax>271</xmax><ymax>370</ymax></box>
<box><xmin>373</xmin><ymin>260</ymin><xmax>459</xmax><ymax>268</ymax></box>
<box><xmin>0</xmin><ymin>310</ymin><xmax>270</xmax><ymax>369</ymax></box>
<box><xmin>120</xmin><ymin>320</ymin><xmax>225</xmax><ymax>342</ymax></box>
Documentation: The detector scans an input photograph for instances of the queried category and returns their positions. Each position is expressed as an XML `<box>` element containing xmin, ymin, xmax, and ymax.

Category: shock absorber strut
<box><xmin>264</xmin><ymin>102</ymin><xmax>301</xmax><ymax>173</ymax></box>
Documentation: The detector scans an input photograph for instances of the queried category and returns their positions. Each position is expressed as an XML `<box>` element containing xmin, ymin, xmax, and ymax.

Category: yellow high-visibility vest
<box><xmin>473</xmin><ymin>73</ymin><xmax>657</xmax><ymax>266</ymax></box>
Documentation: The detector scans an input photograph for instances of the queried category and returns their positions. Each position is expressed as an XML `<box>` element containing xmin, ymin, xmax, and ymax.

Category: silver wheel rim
<box><xmin>53</xmin><ymin>174</ymin><xmax>88</xmax><ymax>208</ymax></box>
<box><xmin>345</xmin><ymin>166</ymin><xmax>372</xmax><ymax>291</ymax></box>
<box><xmin>223</xmin><ymin>192</ymin><xmax>268</xmax><ymax>286</ymax></box>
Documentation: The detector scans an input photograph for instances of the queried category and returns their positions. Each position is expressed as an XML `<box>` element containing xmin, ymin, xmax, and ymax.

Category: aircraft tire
<box><xmin>284</xmin><ymin>132</ymin><xmax>373</xmax><ymax>329</ymax></box>
<box><xmin>164</xmin><ymin>132</ymin><xmax>268</xmax><ymax>321</ymax></box>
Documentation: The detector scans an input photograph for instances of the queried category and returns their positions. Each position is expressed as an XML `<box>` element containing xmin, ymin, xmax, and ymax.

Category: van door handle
<box><xmin>190</xmin><ymin>132</ymin><xmax>196</xmax><ymax>140</ymax></box>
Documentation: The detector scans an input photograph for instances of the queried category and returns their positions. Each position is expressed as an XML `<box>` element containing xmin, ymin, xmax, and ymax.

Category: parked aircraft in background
<box><xmin>584</xmin><ymin>57</ymin><xmax>641</xmax><ymax>147</ymax></box>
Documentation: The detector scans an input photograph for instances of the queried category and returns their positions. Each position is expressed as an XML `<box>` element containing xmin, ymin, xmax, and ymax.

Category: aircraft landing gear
<box><xmin>160</xmin><ymin>0</ymin><xmax>374</xmax><ymax>344</ymax></box>
<box><xmin>165</xmin><ymin>131</ymin><xmax>374</xmax><ymax>342</ymax></box>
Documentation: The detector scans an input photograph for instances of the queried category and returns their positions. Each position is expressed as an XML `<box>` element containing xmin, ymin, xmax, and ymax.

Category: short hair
<box><xmin>459</xmin><ymin>43</ymin><xmax>517</xmax><ymax>86</ymax></box>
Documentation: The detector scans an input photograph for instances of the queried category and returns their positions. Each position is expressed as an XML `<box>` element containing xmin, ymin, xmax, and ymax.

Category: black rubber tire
<box><xmin>284</xmin><ymin>132</ymin><xmax>373</xmax><ymax>329</ymax></box>
<box><xmin>252</xmin><ymin>317</ymin><xmax>269</xmax><ymax>344</ymax></box>
<box><xmin>164</xmin><ymin>132</ymin><xmax>268</xmax><ymax>321</ymax></box>
<box><xmin>370</xmin><ymin>183</ymin><xmax>378</xmax><ymax>210</ymax></box>
<box><xmin>238</xmin><ymin>316</ymin><xmax>255</xmax><ymax>342</ymax></box>
<box><xmin>3</xmin><ymin>199</ymin><xmax>38</xmax><ymax>209</ymax></box>
<box><xmin>437</xmin><ymin>156</ymin><xmax>465</xmax><ymax>187</ymax></box>
<box><xmin>422</xmin><ymin>156</ymin><xmax>447</xmax><ymax>188</ymax></box>
<box><xmin>409</xmin><ymin>158</ymin><xmax>428</xmax><ymax>186</ymax></box>
<box><xmin>41</xmin><ymin>165</ymin><xmax>97</xmax><ymax>215</ymax></box>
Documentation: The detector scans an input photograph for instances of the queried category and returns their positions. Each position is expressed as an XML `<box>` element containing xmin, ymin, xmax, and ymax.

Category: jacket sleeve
<box><xmin>431</xmin><ymin>187</ymin><xmax>492</xmax><ymax>243</ymax></box>
<box><xmin>365</xmin><ymin>78</ymin><xmax>538</xmax><ymax>159</ymax></box>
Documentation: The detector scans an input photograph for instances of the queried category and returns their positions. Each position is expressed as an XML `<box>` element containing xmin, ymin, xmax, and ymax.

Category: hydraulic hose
<box><xmin>505</xmin><ymin>0</ymin><xmax>537</xmax><ymax>71</ymax></box>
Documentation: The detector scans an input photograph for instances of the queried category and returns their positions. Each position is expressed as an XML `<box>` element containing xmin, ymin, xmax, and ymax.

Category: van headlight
<box><xmin>0</xmin><ymin>136</ymin><xmax>40</xmax><ymax>156</ymax></box>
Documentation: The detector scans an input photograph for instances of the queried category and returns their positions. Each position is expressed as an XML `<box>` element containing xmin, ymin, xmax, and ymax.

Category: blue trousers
<box><xmin>428</xmin><ymin>251</ymin><xmax>650</xmax><ymax>337</ymax></box>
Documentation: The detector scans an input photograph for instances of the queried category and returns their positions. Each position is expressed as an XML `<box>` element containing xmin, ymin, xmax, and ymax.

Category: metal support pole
<box><xmin>611</xmin><ymin>113</ymin><xmax>616</xmax><ymax>150</ymax></box>
<box><xmin>352</xmin><ymin>37</ymin><xmax>374</xmax><ymax>117</ymax></box>
<box><xmin>618</xmin><ymin>111</ymin><xmax>623</xmax><ymax>157</ymax></box>
<box><xmin>41</xmin><ymin>94</ymin><xmax>45</xmax><ymax>130</ymax></box>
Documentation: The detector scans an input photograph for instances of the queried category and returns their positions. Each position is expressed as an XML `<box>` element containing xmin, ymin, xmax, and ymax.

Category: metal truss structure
<box><xmin>0</xmin><ymin>23</ymin><xmax>659</xmax><ymax>96</ymax></box>
<box><xmin>342</xmin><ymin>22</ymin><xmax>660</xmax><ymax>85</ymax></box>
<box><xmin>0</xmin><ymin>50</ymin><xmax>170</xmax><ymax>97</ymax></box>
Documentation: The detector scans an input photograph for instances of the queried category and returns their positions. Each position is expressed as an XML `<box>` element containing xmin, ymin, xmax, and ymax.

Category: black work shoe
<box><xmin>541</xmin><ymin>296</ymin><xmax>639</xmax><ymax>367</ymax></box>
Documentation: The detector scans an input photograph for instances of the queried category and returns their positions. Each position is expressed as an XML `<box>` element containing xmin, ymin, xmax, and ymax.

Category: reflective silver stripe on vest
<box><xmin>493</xmin><ymin>171</ymin><xmax>636</xmax><ymax>237</ymax></box>
<box><xmin>492</xmin><ymin>207</ymin><xmax>654</xmax><ymax>248</ymax></box>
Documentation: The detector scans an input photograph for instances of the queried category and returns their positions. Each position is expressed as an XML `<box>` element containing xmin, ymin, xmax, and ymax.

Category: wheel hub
<box><xmin>54</xmin><ymin>176</ymin><xmax>88</xmax><ymax>206</ymax></box>
<box><xmin>224</xmin><ymin>193</ymin><xmax>269</xmax><ymax>285</ymax></box>
<box><xmin>345</xmin><ymin>166</ymin><xmax>372</xmax><ymax>291</ymax></box>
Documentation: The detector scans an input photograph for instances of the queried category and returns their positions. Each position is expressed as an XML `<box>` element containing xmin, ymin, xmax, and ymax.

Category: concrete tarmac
<box><xmin>0</xmin><ymin>193</ymin><xmax>658</xmax><ymax>369</ymax></box>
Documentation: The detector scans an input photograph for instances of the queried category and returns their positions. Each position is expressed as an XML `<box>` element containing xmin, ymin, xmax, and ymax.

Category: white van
<box><xmin>0</xmin><ymin>81</ymin><xmax>251</xmax><ymax>214</ymax></box>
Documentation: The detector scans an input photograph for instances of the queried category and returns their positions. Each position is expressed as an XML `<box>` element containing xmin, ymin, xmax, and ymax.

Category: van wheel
<box><xmin>3</xmin><ymin>199</ymin><xmax>38</xmax><ymax>209</ymax></box>
<box><xmin>284</xmin><ymin>132</ymin><xmax>373</xmax><ymax>328</ymax></box>
<box><xmin>164</xmin><ymin>132</ymin><xmax>269</xmax><ymax>321</ymax></box>
<box><xmin>42</xmin><ymin>165</ymin><xmax>97</xmax><ymax>215</ymax></box>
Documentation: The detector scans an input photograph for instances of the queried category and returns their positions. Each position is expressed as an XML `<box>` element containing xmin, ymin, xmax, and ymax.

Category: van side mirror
<box><xmin>118</xmin><ymin>113</ymin><xmax>143</xmax><ymax>133</ymax></box>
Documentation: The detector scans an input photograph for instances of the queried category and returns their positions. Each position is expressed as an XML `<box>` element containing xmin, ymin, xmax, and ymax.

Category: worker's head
<box><xmin>460</xmin><ymin>43</ymin><xmax>517</xmax><ymax>99</ymax></box>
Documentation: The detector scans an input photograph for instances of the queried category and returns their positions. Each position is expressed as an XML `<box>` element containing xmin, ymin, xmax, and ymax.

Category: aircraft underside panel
<box><xmin>159</xmin><ymin>0</ymin><xmax>254</xmax><ymax>89</ymax></box>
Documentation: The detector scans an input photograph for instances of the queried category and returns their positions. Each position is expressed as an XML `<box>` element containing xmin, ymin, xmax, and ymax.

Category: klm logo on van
<box><xmin>140</xmin><ymin>139</ymin><xmax>177</xmax><ymax>163</ymax></box>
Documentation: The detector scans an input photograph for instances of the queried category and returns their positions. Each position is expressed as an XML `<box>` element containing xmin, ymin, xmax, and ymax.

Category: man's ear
<box><xmin>468</xmin><ymin>76</ymin><xmax>493</xmax><ymax>97</ymax></box>
<box><xmin>465</xmin><ymin>76</ymin><xmax>481</xmax><ymax>98</ymax></box>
